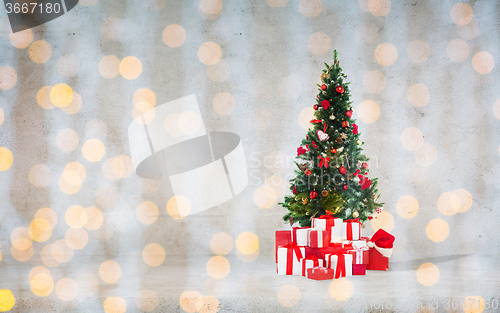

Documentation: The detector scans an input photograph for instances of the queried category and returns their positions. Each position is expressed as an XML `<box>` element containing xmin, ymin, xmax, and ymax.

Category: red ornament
<box><xmin>292</xmin><ymin>185</ymin><xmax>297</xmax><ymax>194</ymax></box>
<box><xmin>345</xmin><ymin>110</ymin><xmax>353</xmax><ymax>117</ymax></box>
<box><xmin>352</xmin><ymin>123</ymin><xmax>359</xmax><ymax>135</ymax></box>
<box><xmin>339</xmin><ymin>166</ymin><xmax>347</xmax><ymax>175</ymax></box>
<box><xmin>310</xmin><ymin>190</ymin><xmax>318</xmax><ymax>199</ymax></box>
<box><xmin>321</xmin><ymin>84</ymin><xmax>327</xmax><ymax>90</ymax></box>
<box><xmin>321</xmin><ymin>100</ymin><xmax>330</xmax><ymax>110</ymax></box>
<box><xmin>305</xmin><ymin>169</ymin><xmax>312</xmax><ymax>176</ymax></box>
<box><xmin>343</xmin><ymin>185</ymin><xmax>348</xmax><ymax>191</ymax></box>
<box><xmin>317</xmin><ymin>95</ymin><xmax>319</xmax><ymax>99</ymax></box>
<box><xmin>297</xmin><ymin>147</ymin><xmax>306</xmax><ymax>156</ymax></box>
<box><xmin>330</xmin><ymin>148</ymin><xmax>336</xmax><ymax>154</ymax></box>
<box><xmin>341</xmin><ymin>121</ymin><xmax>350</xmax><ymax>128</ymax></box>
<box><xmin>313</xmin><ymin>104</ymin><xmax>319</xmax><ymax>110</ymax></box>
<box><xmin>336</xmin><ymin>86</ymin><xmax>344</xmax><ymax>94</ymax></box>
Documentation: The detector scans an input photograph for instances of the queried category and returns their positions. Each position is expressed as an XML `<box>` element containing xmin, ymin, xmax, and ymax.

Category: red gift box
<box><xmin>342</xmin><ymin>218</ymin><xmax>362</xmax><ymax>240</ymax></box>
<box><xmin>275</xmin><ymin>230</ymin><xmax>291</xmax><ymax>263</ymax></box>
<box><xmin>366</xmin><ymin>229</ymin><xmax>395</xmax><ymax>271</ymax></box>
<box><xmin>307</xmin><ymin>267</ymin><xmax>334</xmax><ymax>280</ymax></box>
<box><xmin>304</xmin><ymin>244</ymin><xmax>342</xmax><ymax>260</ymax></box>
<box><xmin>352</xmin><ymin>264</ymin><xmax>366</xmax><ymax>275</ymax></box>
<box><xmin>347</xmin><ymin>247</ymin><xmax>369</xmax><ymax>265</ymax></box>
<box><xmin>277</xmin><ymin>243</ymin><xmax>305</xmax><ymax>275</ymax></box>
<box><xmin>291</xmin><ymin>227</ymin><xmax>310</xmax><ymax>246</ymax></box>
<box><xmin>308</xmin><ymin>230</ymin><xmax>330</xmax><ymax>248</ymax></box>
<box><xmin>301</xmin><ymin>255</ymin><xmax>324</xmax><ymax>277</ymax></box>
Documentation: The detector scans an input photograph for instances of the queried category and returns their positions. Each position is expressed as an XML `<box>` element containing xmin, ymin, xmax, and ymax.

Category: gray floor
<box><xmin>2</xmin><ymin>253</ymin><xmax>499</xmax><ymax>312</ymax></box>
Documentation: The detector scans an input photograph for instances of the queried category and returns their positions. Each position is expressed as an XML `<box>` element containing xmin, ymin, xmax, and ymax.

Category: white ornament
<box><xmin>317</xmin><ymin>130</ymin><xmax>329</xmax><ymax>141</ymax></box>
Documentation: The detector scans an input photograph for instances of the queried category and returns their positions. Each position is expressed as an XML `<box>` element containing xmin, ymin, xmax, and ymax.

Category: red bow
<box><xmin>301</xmin><ymin>255</ymin><xmax>320</xmax><ymax>276</ymax></box>
<box><xmin>310</xmin><ymin>119</ymin><xmax>322</xmax><ymax>124</ymax></box>
<box><xmin>280</xmin><ymin>242</ymin><xmax>304</xmax><ymax>275</ymax></box>
<box><xmin>321</xmin><ymin>100</ymin><xmax>330</xmax><ymax>110</ymax></box>
<box><xmin>318</xmin><ymin>155</ymin><xmax>330</xmax><ymax>168</ymax></box>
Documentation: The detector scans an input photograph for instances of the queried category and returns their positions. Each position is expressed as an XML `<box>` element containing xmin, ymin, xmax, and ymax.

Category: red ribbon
<box><xmin>345</xmin><ymin>218</ymin><xmax>361</xmax><ymax>240</ymax></box>
<box><xmin>309</xmin><ymin>230</ymin><xmax>330</xmax><ymax>248</ymax></box>
<box><xmin>316</xmin><ymin>215</ymin><xmax>339</xmax><ymax>229</ymax></box>
<box><xmin>301</xmin><ymin>255</ymin><xmax>320</xmax><ymax>276</ymax></box>
<box><xmin>291</xmin><ymin>227</ymin><xmax>309</xmax><ymax>243</ymax></box>
<box><xmin>318</xmin><ymin>155</ymin><xmax>330</xmax><ymax>168</ymax></box>
<box><xmin>310</xmin><ymin>119</ymin><xmax>322</xmax><ymax>124</ymax></box>
<box><xmin>333</xmin><ymin>252</ymin><xmax>346</xmax><ymax>279</ymax></box>
<box><xmin>280</xmin><ymin>242</ymin><xmax>303</xmax><ymax>275</ymax></box>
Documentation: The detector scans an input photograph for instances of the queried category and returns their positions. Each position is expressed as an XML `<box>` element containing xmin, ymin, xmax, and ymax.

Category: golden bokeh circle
<box><xmin>103</xmin><ymin>297</ymin><xmax>127</xmax><ymax>313</ymax></box>
<box><xmin>0</xmin><ymin>289</ymin><xmax>15</xmax><ymax>311</ymax></box>
<box><xmin>51</xmin><ymin>239</ymin><xmax>74</xmax><ymax>263</ymax></box>
<box><xmin>199</xmin><ymin>0</ymin><xmax>222</xmax><ymax>14</ymax></box>
<box><xmin>99</xmin><ymin>55</ymin><xmax>121</xmax><ymax>78</ymax></box>
<box><xmin>375</xmin><ymin>43</ymin><xmax>398</xmax><ymax>66</ymax></box>
<box><xmin>0</xmin><ymin>108</ymin><xmax>4</xmax><ymax>126</ymax></box>
<box><xmin>298</xmin><ymin>107</ymin><xmax>314</xmax><ymax>131</ymax></box>
<box><xmin>9</xmin><ymin>29</ymin><xmax>33</xmax><ymax>49</ymax></box>
<box><xmin>198</xmin><ymin>42</ymin><xmax>222</xmax><ymax>65</ymax></box>
<box><xmin>277</xmin><ymin>284</ymin><xmax>301</xmax><ymax>307</ymax></box>
<box><xmin>133</xmin><ymin>88</ymin><xmax>156</xmax><ymax>107</ymax></box>
<box><xmin>65</xmin><ymin>228</ymin><xmax>88</xmax><ymax>250</ymax></box>
<box><xmin>396</xmin><ymin>195</ymin><xmax>419</xmax><ymax>218</ymax></box>
<box><xmin>472</xmin><ymin>51</ymin><xmax>495</xmax><ymax>75</ymax></box>
<box><xmin>99</xmin><ymin>260</ymin><xmax>122</xmax><ymax>284</ymax></box>
<box><xmin>55</xmin><ymin>278</ymin><xmax>78</xmax><ymax>301</ymax></box>
<box><xmin>454</xmin><ymin>189</ymin><xmax>473</xmax><ymax>213</ymax></box>
<box><xmin>56</xmin><ymin>128</ymin><xmax>79</xmax><ymax>152</ymax></box>
<box><xmin>142</xmin><ymin>243</ymin><xmax>165</xmax><ymax>266</ymax></box>
<box><xmin>163</xmin><ymin>24</ymin><xmax>186</xmax><ymax>48</ymax></box>
<box><xmin>62</xmin><ymin>91</ymin><xmax>83</xmax><ymax>115</ymax></box>
<box><xmin>133</xmin><ymin>102</ymin><xmax>155</xmax><ymax>125</ymax></box>
<box><xmin>29</xmin><ymin>40</ymin><xmax>52</xmax><ymax>64</ymax></box>
<box><xmin>370</xmin><ymin>211</ymin><xmax>394</xmax><ymax>232</ymax></box>
<box><xmin>206</xmin><ymin>256</ymin><xmax>230</xmax><ymax>279</ymax></box>
<box><xmin>50</xmin><ymin>84</ymin><xmax>73</xmax><ymax>108</ymax></box>
<box><xmin>120</xmin><ymin>56</ymin><xmax>143</xmax><ymax>80</ymax></box>
<box><xmin>328</xmin><ymin>278</ymin><xmax>354</xmax><ymax>301</ymax></box>
<box><xmin>213</xmin><ymin>92</ymin><xmax>236</xmax><ymax>115</ymax></box>
<box><xmin>368</xmin><ymin>0</ymin><xmax>391</xmax><ymax>16</ymax></box>
<box><xmin>40</xmin><ymin>244</ymin><xmax>60</xmax><ymax>267</ymax></box>
<box><xmin>253</xmin><ymin>185</ymin><xmax>277</xmax><ymax>209</ymax></box>
<box><xmin>357</xmin><ymin>100</ymin><xmax>380</xmax><ymax>123</ymax></box>
<box><xmin>179</xmin><ymin>290</ymin><xmax>203</xmax><ymax>313</ymax></box>
<box><xmin>35</xmin><ymin>207</ymin><xmax>58</xmax><ymax>229</ymax></box>
<box><xmin>85</xmin><ymin>206</ymin><xmax>104</xmax><ymax>230</ymax></box>
<box><xmin>400</xmin><ymin>127</ymin><xmax>424</xmax><ymax>151</ymax></box>
<box><xmin>450</xmin><ymin>3</ymin><xmax>473</xmax><ymax>26</ymax></box>
<box><xmin>363</xmin><ymin>71</ymin><xmax>385</xmax><ymax>94</ymax></box>
<box><xmin>166</xmin><ymin>195</ymin><xmax>191</xmax><ymax>219</ymax></box>
<box><xmin>0</xmin><ymin>66</ymin><xmax>17</xmax><ymax>90</ymax></box>
<box><xmin>299</xmin><ymin>0</ymin><xmax>322</xmax><ymax>17</ymax></box>
<box><xmin>437</xmin><ymin>192</ymin><xmax>460</xmax><ymax>216</ymax></box>
<box><xmin>82</xmin><ymin>138</ymin><xmax>106</xmax><ymax>162</ymax></box>
<box><xmin>11</xmin><ymin>245</ymin><xmax>34</xmax><ymax>262</ymax></box>
<box><xmin>30</xmin><ymin>272</ymin><xmax>54</xmax><ymax>297</ymax></box>
<box><xmin>65</xmin><ymin>205</ymin><xmax>88</xmax><ymax>228</ymax></box>
<box><xmin>136</xmin><ymin>290</ymin><xmax>159</xmax><ymax>312</ymax></box>
<box><xmin>492</xmin><ymin>99</ymin><xmax>500</xmax><ymax>120</ymax></box>
<box><xmin>463</xmin><ymin>296</ymin><xmax>485</xmax><ymax>313</ymax></box>
<box><xmin>235</xmin><ymin>231</ymin><xmax>259</xmax><ymax>255</ymax></box>
<box><xmin>210</xmin><ymin>232</ymin><xmax>233</xmax><ymax>255</ymax></box>
<box><xmin>136</xmin><ymin>201</ymin><xmax>159</xmax><ymax>225</ymax></box>
<box><xmin>407</xmin><ymin>83</ymin><xmax>430</xmax><ymax>107</ymax></box>
<box><xmin>11</xmin><ymin>227</ymin><xmax>32</xmax><ymax>250</ymax></box>
<box><xmin>426</xmin><ymin>218</ymin><xmax>449</xmax><ymax>242</ymax></box>
<box><xmin>37</xmin><ymin>86</ymin><xmax>54</xmax><ymax>109</ymax></box>
<box><xmin>414</xmin><ymin>142</ymin><xmax>437</xmax><ymax>167</ymax></box>
<box><xmin>447</xmin><ymin>38</ymin><xmax>469</xmax><ymax>63</ymax></box>
<box><xmin>29</xmin><ymin>164</ymin><xmax>51</xmax><ymax>187</ymax></box>
<box><xmin>29</xmin><ymin>218</ymin><xmax>52</xmax><ymax>242</ymax></box>
<box><xmin>307</xmin><ymin>32</ymin><xmax>331</xmax><ymax>56</ymax></box>
<box><xmin>407</xmin><ymin>40</ymin><xmax>429</xmax><ymax>63</ymax></box>
<box><xmin>416</xmin><ymin>262</ymin><xmax>439</xmax><ymax>286</ymax></box>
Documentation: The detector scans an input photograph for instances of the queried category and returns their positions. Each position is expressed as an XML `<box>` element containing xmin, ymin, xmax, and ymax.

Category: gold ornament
<box><xmin>329</xmin><ymin>114</ymin><xmax>335</xmax><ymax>120</ymax></box>
<box><xmin>353</xmin><ymin>211</ymin><xmax>359</xmax><ymax>218</ymax></box>
<box><xmin>356</xmin><ymin>140</ymin><xmax>362</xmax><ymax>145</ymax></box>
<box><xmin>302</xmin><ymin>198</ymin><xmax>309</xmax><ymax>205</ymax></box>
<box><xmin>372</xmin><ymin>194</ymin><xmax>378</xmax><ymax>201</ymax></box>
<box><xmin>340</xmin><ymin>133</ymin><xmax>348</xmax><ymax>139</ymax></box>
<box><xmin>321</xmin><ymin>190</ymin><xmax>328</xmax><ymax>197</ymax></box>
<box><xmin>321</xmin><ymin>73</ymin><xmax>330</xmax><ymax>82</ymax></box>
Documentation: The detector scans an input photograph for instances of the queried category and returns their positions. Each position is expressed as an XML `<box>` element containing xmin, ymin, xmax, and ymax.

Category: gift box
<box><xmin>308</xmin><ymin>230</ymin><xmax>330</xmax><ymax>248</ymax></box>
<box><xmin>342</xmin><ymin>239</ymin><xmax>367</xmax><ymax>249</ymax></box>
<box><xmin>342</xmin><ymin>218</ymin><xmax>362</xmax><ymax>240</ymax></box>
<box><xmin>277</xmin><ymin>243</ymin><xmax>305</xmax><ymax>275</ymax></box>
<box><xmin>347</xmin><ymin>247</ymin><xmax>370</xmax><ymax>265</ymax></box>
<box><xmin>366</xmin><ymin>229</ymin><xmax>395</xmax><ymax>271</ymax></box>
<box><xmin>307</xmin><ymin>267</ymin><xmax>334</xmax><ymax>280</ymax></box>
<box><xmin>301</xmin><ymin>256</ymin><xmax>324</xmax><ymax>277</ymax></box>
<box><xmin>275</xmin><ymin>230</ymin><xmax>291</xmax><ymax>263</ymax></box>
<box><xmin>325</xmin><ymin>252</ymin><xmax>353</xmax><ymax>279</ymax></box>
<box><xmin>291</xmin><ymin>227</ymin><xmax>310</xmax><ymax>247</ymax></box>
<box><xmin>352</xmin><ymin>264</ymin><xmax>366</xmax><ymax>275</ymax></box>
<box><xmin>304</xmin><ymin>244</ymin><xmax>342</xmax><ymax>260</ymax></box>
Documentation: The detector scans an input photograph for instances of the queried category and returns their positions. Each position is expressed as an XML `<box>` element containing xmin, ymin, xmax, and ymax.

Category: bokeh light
<box><xmin>414</xmin><ymin>143</ymin><xmax>437</xmax><ymax>167</ymax></box>
<box><xmin>329</xmin><ymin>278</ymin><xmax>353</xmax><ymax>301</ymax></box>
<box><xmin>198</xmin><ymin>42</ymin><xmax>222</xmax><ymax>65</ymax></box>
<box><xmin>61</xmin><ymin>91</ymin><xmax>83</xmax><ymax>115</ymax></box>
<box><xmin>82</xmin><ymin>138</ymin><xmax>106</xmax><ymax>162</ymax></box>
<box><xmin>0</xmin><ymin>66</ymin><xmax>17</xmax><ymax>90</ymax></box>
<box><xmin>178</xmin><ymin>111</ymin><xmax>202</xmax><ymax>134</ymax></box>
<box><xmin>37</xmin><ymin>86</ymin><xmax>54</xmax><ymax>109</ymax></box>
<box><xmin>50</xmin><ymin>84</ymin><xmax>73</xmax><ymax>108</ymax></box>
<box><xmin>65</xmin><ymin>228</ymin><xmax>88</xmax><ymax>250</ymax></box>
<box><xmin>253</xmin><ymin>185</ymin><xmax>276</xmax><ymax>209</ymax></box>
<box><xmin>142</xmin><ymin>243</ymin><xmax>165</xmax><ymax>266</ymax></box>
<box><xmin>357</xmin><ymin>100</ymin><xmax>380</xmax><ymax>123</ymax></box>
<box><xmin>370</xmin><ymin>211</ymin><xmax>394</xmax><ymax>232</ymax></box>
<box><xmin>84</xmin><ymin>206</ymin><xmax>104</xmax><ymax>230</ymax></box>
<box><xmin>277</xmin><ymin>284</ymin><xmax>301</xmax><ymax>307</ymax></box>
<box><xmin>416</xmin><ymin>263</ymin><xmax>440</xmax><ymax>286</ymax></box>
<box><xmin>11</xmin><ymin>227</ymin><xmax>32</xmax><ymax>250</ymax></box>
<box><xmin>136</xmin><ymin>201</ymin><xmax>159</xmax><ymax>225</ymax></box>
<box><xmin>9</xmin><ymin>29</ymin><xmax>33</xmax><ymax>49</ymax></box>
<box><xmin>299</xmin><ymin>0</ymin><xmax>322</xmax><ymax>17</ymax></box>
<box><xmin>454</xmin><ymin>189</ymin><xmax>473</xmax><ymax>213</ymax></box>
<box><xmin>212</xmin><ymin>92</ymin><xmax>235</xmax><ymax>115</ymax></box>
<box><xmin>450</xmin><ymin>3</ymin><xmax>473</xmax><ymax>25</ymax></box>
<box><xmin>30</xmin><ymin>270</ymin><xmax>54</xmax><ymax>297</ymax></box>
<box><xmin>29</xmin><ymin>218</ymin><xmax>52</xmax><ymax>242</ymax></box>
<box><xmin>11</xmin><ymin>245</ymin><xmax>34</xmax><ymax>262</ymax></box>
<box><xmin>40</xmin><ymin>244</ymin><xmax>60</xmax><ymax>267</ymax></box>
<box><xmin>99</xmin><ymin>260</ymin><xmax>122</xmax><ymax>284</ymax></box>
<box><xmin>368</xmin><ymin>0</ymin><xmax>391</xmax><ymax>16</ymax></box>
<box><xmin>103</xmin><ymin>297</ymin><xmax>127</xmax><ymax>313</ymax></box>
<box><xmin>35</xmin><ymin>207</ymin><xmax>58</xmax><ymax>229</ymax></box>
<box><xmin>407</xmin><ymin>83</ymin><xmax>430</xmax><ymax>107</ymax></box>
<box><xmin>55</xmin><ymin>278</ymin><xmax>78</xmax><ymax>301</ymax></box>
<box><xmin>51</xmin><ymin>239</ymin><xmax>74</xmax><ymax>263</ymax></box>
<box><xmin>132</xmin><ymin>102</ymin><xmax>155</xmax><ymax>125</ymax></box>
<box><xmin>206</xmin><ymin>256</ymin><xmax>230</xmax><ymax>279</ymax></box>
<box><xmin>29</xmin><ymin>164</ymin><xmax>51</xmax><ymax>187</ymax></box>
<box><xmin>29</xmin><ymin>40</ymin><xmax>52</xmax><ymax>63</ymax></box>
<box><xmin>426</xmin><ymin>218</ymin><xmax>449</xmax><ymax>242</ymax></box>
<box><xmin>65</xmin><ymin>205</ymin><xmax>88</xmax><ymax>228</ymax></box>
<box><xmin>210</xmin><ymin>232</ymin><xmax>233</xmax><ymax>255</ymax></box>
<box><xmin>401</xmin><ymin>127</ymin><xmax>424</xmax><ymax>151</ymax></box>
<box><xmin>0</xmin><ymin>289</ymin><xmax>15</xmax><ymax>311</ymax></box>
<box><xmin>166</xmin><ymin>195</ymin><xmax>191</xmax><ymax>219</ymax></box>
<box><xmin>463</xmin><ymin>296</ymin><xmax>485</xmax><ymax>313</ymax></box>
<box><xmin>179</xmin><ymin>290</ymin><xmax>204</xmax><ymax>313</ymax></box>
<box><xmin>56</xmin><ymin>128</ymin><xmax>79</xmax><ymax>152</ymax></box>
<box><xmin>120</xmin><ymin>56</ymin><xmax>143</xmax><ymax>79</ymax></box>
<box><xmin>447</xmin><ymin>39</ymin><xmax>469</xmax><ymax>62</ymax></box>
<box><xmin>298</xmin><ymin>107</ymin><xmax>314</xmax><ymax>130</ymax></box>
<box><xmin>163</xmin><ymin>24</ymin><xmax>186</xmax><ymax>47</ymax></box>
<box><xmin>133</xmin><ymin>88</ymin><xmax>156</xmax><ymax>107</ymax></box>
<box><xmin>199</xmin><ymin>0</ymin><xmax>222</xmax><ymax>14</ymax></box>
<box><xmin>472</xmin><ymin>51</ymin><xmax>495</xmax><ymax>74</ymax></box>
<box><xmin>235</xmin><ymin>231</ymin><xmax>259</xmax><ymax>255</ymax></box>
<box><xmin>99</xmin><ymin>55</ymin><xmax>121</xmax><ymax>78</ymax></box>
<box><xmin>375</xmin><ymin>43</ymin><xmax>398</xmax><ymax>66</ymax></box>
<box><xmin>396</xmin><ymin>195</ymin><xmax>419</xmax><ymax>218</ymax></box>
<box><xmin>307</xmin><ymin>32</ymin><xmax>331</xmax><ymax>55</ymax></box>
<box><xmin>136</xmin><ymin>290</ymin><xmax>159</xmax><ymax>312</ymax></box>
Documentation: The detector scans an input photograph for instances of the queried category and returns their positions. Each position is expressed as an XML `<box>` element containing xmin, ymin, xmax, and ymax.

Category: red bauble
<box><xmin>339</xmin><ymin>166</ymin><xmax>347</xmax><ymax>175</ymax></box>
<box><xmin>331</xmin><ymin>148</ymin><xmax>336</xmax><ymax>154</ymax></box>
<box><xmin>336</xmin><ymin>86</ymin><xmax>344</xmax><ymax>94</ymax></box>
<box><xmin>313</xmin><ymin>104</ymin><xmax>318</xmax><ymax>110</ymax></box>
<box><xmin>362</xmin><ymin>162</ymin><xmax>368</xmax><ymax>169</ymax></box>
<box><xmin>345</xmin><ymin>110</ymin><xmax>353</xmax><ymax>117</ymax></box>
<box><xmin>310</xmin><ymin>190</ymin><xmax>318</xmax><ymax>199</ymax></box>
<box><xmin>321</xmin><ymin>84</ymin><xmax>327</xmax><ymax>90</ymax></box>
<box><xmin>343</xmin><ymin>185</ymin><xmax>348</xmax><ymax>191</ymax></box>
<box><xmin>317</xmin><ymin>95</ymin><xmax>319</xmax><ymax>99</ymax></box>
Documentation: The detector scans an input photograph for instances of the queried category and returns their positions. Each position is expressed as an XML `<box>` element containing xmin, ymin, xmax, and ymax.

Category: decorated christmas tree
<box><xmin>281</xmin><ymin>50</ymin><xmax>383</xmax><ymax>227</ymax></box>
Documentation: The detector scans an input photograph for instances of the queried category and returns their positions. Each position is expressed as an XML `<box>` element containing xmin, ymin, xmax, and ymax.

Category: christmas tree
<box><xmin>281</xmin><ymin>50</ymin><xmax>383</xmax><ymax>227</ymax></box>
